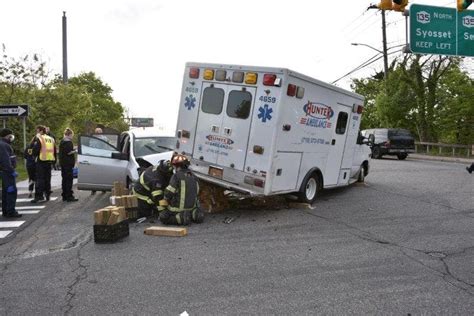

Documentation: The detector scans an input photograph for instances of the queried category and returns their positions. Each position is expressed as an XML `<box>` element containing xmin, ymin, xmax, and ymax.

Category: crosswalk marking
<box><xmin>16</xmin><ymin>197</ymin><xmax>58</xmax><ymax>203</ymax></box>
<box><xmin>0</xmin><ymin>221</ymin><xmax>25</xmax><ymax>228</ymax></box>
<box><xmin>16</xmin><ymin>206</ymin><xmax>46</xmax><ymax>210</ymax></box>
<box><xmin>0</xmin><ymin>230</ymin><xmax>13</xmax><ymax>238</ymax></box>
<box><xmin>18</xmin><ymin>210</ymin><xmax>40</xmax><ymax>215</ymax></box>
<box><xmin>1</xmin><ymin>193</ymin><xmax>61</xmax><ymax>239</ymax></box>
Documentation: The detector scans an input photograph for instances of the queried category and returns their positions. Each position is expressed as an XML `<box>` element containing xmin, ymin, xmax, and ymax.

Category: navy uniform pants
<box><xmin>1</xmin><ymin>172</ymin><xmax>17</xmax><ymax>216</ymax></box>
<box><xmin>35</xmin><ymin>161</ymin><xmax>52</xmax><ymax>199</ymax></box>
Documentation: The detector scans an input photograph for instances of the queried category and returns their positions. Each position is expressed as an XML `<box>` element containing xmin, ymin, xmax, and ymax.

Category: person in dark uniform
<box><xmin>59</xmin><ymin>128</ymin><xmax>78</xmax><ymax>202</ymax></box>
<box><xmin>0</xmin><ymin>128</ymin><xmax>21</xmax><ymax>218</ymax></box>
<box><xmin>132</xmin><ymin>160</ymin><xmax>174</xmax><ymax>218</ymax></box>
<box><xmin>160</xmin><ymin>154</ymin><xmax>204</xmax><ymax>226</ymax></box>
<box><xmin>24</xmin><ymin>137</ymin><xmax>36</xmax><ymax>198</ymax></box>
<box><xmin>467</xmin><ymin>163</ymin><xmax>474</xmax><ymax>174</ymax></box>
<box><xmin>31</xmin><ymin>125</ymin><xmax>56</xmax><ymax>203</ymax></box>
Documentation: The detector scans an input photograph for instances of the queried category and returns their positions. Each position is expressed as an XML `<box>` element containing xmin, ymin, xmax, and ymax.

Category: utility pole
<box><xmin>368</xmin><ymin>5</ymin><xmax>389</xmax><ymax>80</ymax></box>
<box><xmin>381</xmin><ymin>10</ymin><xmax>389</xmax><ymax>80</ymax></box>
<box><xmin>62</xmin><ymin>11</ymin><xmax>68</xmax><ymax>84</ymax></box>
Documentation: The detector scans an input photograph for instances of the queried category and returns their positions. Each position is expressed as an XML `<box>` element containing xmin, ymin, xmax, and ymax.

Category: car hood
<box><xmin>139</xmin><ymin>151</ymin><xmax>174</xmax><ymax>166</ymax></box>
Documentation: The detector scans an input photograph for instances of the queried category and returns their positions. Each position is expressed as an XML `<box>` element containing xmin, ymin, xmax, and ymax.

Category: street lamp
<box><xmin>351</xmin><ymin>42</ymin><xmax>388</xmax><ymax>80</ymax></box>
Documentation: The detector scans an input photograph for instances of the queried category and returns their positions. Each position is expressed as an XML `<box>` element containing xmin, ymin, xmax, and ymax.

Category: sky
<box><xmin>1</xmin><ymin>0</ymin><xmax>471</xmax><ymax>132</ymax></box>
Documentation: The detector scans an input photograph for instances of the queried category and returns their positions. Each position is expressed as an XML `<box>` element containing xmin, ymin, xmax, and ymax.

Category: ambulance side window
<box><xmin>226</xmin><ymin>90</ymin><xmax>252</xmax><ymax>119</ymax></box>
<box><xmin>202</xmin><ymin>87</ymin><xmax>225</xmax><ymax>115</ymax></box>
<box><xmin>335</xmin><ymin>112</ymin><xmax>348</xmax><ymax>134</ymax></box>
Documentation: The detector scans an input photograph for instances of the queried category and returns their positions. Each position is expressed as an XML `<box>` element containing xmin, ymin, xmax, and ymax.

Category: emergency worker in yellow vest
<box><xmin>132</xmin><ymin>159</ymin><xmax>173</xmax><ymax>218</ymax></box>
<box><xmin>160</xmin><ymin>154</ymin><xmax>204</xmax><ymax>226</ymax></box>
<box><xmin>31</xmin><ymin>125</ymin><xmax>56</xmax><ymax>203</ymax></box>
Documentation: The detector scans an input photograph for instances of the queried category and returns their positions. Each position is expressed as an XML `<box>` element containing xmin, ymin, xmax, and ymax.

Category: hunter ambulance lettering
<box><xmin>299</xmin><ymin>101</ymin><xmax>334</xmax><ymax>129</ymax></box>
<box><xmin>205</xmin><ymin>135</ymin><xmax>234</xmax><ymax>150</ymax></box>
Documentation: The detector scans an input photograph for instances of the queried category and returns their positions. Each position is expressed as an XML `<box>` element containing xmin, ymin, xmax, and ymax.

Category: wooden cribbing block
<box><xmin>144</xmin><ymin>226</ymin><xmax>187</xmax><ymax>237</ymax></box>
<box><xmin>94</xmin><ymin>210</ymin><xmax>105</xmax><ymax>225</ymax></box>
<box><xmin>107</xmin><ymin>212</ymin><xmax>120</xmax><ymax>225</ymax></box>
<box><xmin>115</xmin><ymin>206</ymin><xmax>126</xmax><ymax>222</ymax></box>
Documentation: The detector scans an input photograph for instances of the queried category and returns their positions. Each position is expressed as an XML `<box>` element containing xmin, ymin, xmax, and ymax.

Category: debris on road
<box><xmin>223</xmin><ymin>216</ymin><xmax>236</xmax><ymax>224</ymax></box>
<box><xmin>288</xmin><ymin>202</ymin><xmax>316</xmax><ymax>210</ymax></box>
<box><xmin>144</xmin><ymin>226</ymin><xmax>187</xmax><ymax>237</ymax></box>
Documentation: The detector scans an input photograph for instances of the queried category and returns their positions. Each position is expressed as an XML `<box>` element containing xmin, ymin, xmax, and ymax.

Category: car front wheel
<box><xmin>397</xmin><ymin>153</ymin><xmax>408</xmax><ymax>160</ymax></box>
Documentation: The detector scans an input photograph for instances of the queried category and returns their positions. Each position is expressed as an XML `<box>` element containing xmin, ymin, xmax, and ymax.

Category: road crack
<box><xmin>300</xmin><ymin>209</ymin><xmax>474</xmax><ymax>296</ymax></box>
<box><xmin>61</xmin><ymin>234</ymin><xmax>91</xmax><ymax>315</ymax></box>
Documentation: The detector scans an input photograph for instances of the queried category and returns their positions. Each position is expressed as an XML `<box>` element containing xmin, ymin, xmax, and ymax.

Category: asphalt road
<box><xmin>1</xmin><ymin>157</ymin><xmax>473</xmax><ymax>315</ymax></box>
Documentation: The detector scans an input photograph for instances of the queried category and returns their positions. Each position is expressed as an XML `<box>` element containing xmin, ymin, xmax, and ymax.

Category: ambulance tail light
<box><xmin>204</xmin><ymin>69</ymin><xmax>214</xmax><ymax>80</ymax></box>
<box><xmin>357</xmin><ymin>105</ymin><xmax>363</xmax><ymax>114</ymax></box>
<box><xmin>287</xmin><ymin>84</ymin><xmax>296</xmax><ymax>96</ymax></box>
<box><xmin>244</xmin><ymin>176</ymin><xmax>265</xmax><ymax>188</ymax></box>
<box><xmin>245</xmin><ymin>72</ymin><xmax>258</xmax><ymax>84</ymax></box>
<box><xmin>189</xmin><ymin>68</ymin><xmax>200</xmax><ymax>79</ymax></box>
<box><xmin>263</xmin><ymin>74</ymin><xmax>277</xmax><ymax>86</ymax></box>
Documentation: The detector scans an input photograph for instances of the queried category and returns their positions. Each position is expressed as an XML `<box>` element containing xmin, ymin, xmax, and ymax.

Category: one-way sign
<box><xmin>0</xmin><ymin>104</ymin><xmax>29</xmax><ymax>117</ymax></box>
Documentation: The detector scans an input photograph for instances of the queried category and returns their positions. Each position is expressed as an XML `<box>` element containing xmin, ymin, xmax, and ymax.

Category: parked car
<box><xmin>361</xmin><ymin>128</ymin><xmax>415</xmax><ymax>160</ymax></box>
<box><xmin>77</xmin><ymin>128</ymin><xmax>175</xmax><ymax>191</ymax></box>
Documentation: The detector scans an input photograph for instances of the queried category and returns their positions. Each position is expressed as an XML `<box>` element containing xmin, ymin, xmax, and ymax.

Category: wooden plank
<box><xmin>144</xmin><ymin>226</ymin><xmax>187</xmax><ymax>237</ymax></box>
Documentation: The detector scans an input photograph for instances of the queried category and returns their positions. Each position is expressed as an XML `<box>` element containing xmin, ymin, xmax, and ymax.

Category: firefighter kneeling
<box><xmin>160</xmin><ymin>154</ymin><xmax>204</xmax><ymax>226</ymax></box>
<box><xmin>133</xmin><ymin>160</ymin><xmax>174</xmax><ymax>218</ymax></box>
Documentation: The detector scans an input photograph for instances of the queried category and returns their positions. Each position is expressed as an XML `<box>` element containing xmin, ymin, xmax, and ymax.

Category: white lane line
<box><xmin>16</xmin><ymin>206</ymin><xmax>46</xmax><ymax>210</ymax></box>
<box><xmin>18</xmin><ymin>210</ymin><xmax>40</xmax><ymax>215</ymax></box>
<box><xmin>0</xmin><ymin>230</ymin><xmax>13</xmax><ymax>238</ymax></box>
<box><xmin>0</xmin><ymin>221</ymin><xmax>25</xmax><ymax>228</ymax></box>
<box><xmin>16</xmin><ymin>197</ymin><xmax>58</xmax><ymax>203</ymax></box>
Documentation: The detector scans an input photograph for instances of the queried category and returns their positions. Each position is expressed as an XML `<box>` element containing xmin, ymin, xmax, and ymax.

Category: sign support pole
<box><xmin>22</xmin><ymin>117</ymin><xmax>27</xmax><ymax>167</ymax></box>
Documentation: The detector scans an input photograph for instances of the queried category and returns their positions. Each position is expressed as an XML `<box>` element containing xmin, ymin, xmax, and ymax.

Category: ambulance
<box><xmin>175</xmin><ymin>62</ymin><xmax>370</xmax><ymax>203</ymax></box>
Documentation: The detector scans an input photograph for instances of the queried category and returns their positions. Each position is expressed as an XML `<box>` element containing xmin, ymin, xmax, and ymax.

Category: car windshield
<box><xmin>133</xmin><ymin>137</ymin><xmax>175</xmax><ymax>157</ymax></box>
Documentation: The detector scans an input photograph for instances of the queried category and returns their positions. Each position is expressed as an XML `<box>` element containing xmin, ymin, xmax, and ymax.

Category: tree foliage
<box><xmin>351</xmin><ymin>55</ymin><xmax>473</xmax><ymax>144</ymax></box>
<box><xmin>0</xmin><ymin>46</ymin><xmax>128</xmax><ymax>153</ymax></box>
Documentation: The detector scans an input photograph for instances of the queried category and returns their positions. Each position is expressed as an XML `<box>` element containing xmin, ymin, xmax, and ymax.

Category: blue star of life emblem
<box><xmin>184</xmin><ymin>95</ymin><xmax>196</xmax><ymax>110</ymax></box>
<box><xmin>257</xmin><ymin>104</ymin><xmax>273</xmax><ymax>123</ymax></box>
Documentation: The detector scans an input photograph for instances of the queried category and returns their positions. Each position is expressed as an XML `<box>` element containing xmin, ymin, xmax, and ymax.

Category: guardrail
<box><xmin>415</xmin><ymin>142</ymin><xmax>473</xmax><ymax>158</ymax></box>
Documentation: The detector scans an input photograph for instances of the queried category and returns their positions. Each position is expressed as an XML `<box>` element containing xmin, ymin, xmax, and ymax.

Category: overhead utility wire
<box><xmin>332</xmin><ymin>48</ymin><xmax>403</xmax><ymax>84</ymax></box>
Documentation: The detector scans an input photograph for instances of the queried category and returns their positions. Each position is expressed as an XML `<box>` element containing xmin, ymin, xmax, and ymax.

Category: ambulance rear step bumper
<box><xmin>193</xmin><ymin>172</ymin><xmax>263</xmax><ymax>197</ymax></box>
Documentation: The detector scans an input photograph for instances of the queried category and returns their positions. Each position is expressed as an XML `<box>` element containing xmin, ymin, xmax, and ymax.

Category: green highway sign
<box><xmin>131</xmin><ymin>117</ymin><xmax>154</xmax><ymax>127</ymax></box>
<box><xmin>458</xmin><ymin>11</ymin><xmax>474</xmax><ymax>56</ymax></box>
<box><xmin>410</xmin><ymin>4</ymin><xmax>474</xmax><ymax>57</ymax></box>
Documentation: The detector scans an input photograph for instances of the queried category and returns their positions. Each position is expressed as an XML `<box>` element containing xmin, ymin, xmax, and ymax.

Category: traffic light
<box><xmin>377</xmin><ymin>0</ymin><xmax>393</xmax><ymax>10</ymax></box>
<box><xmin>457</xmin><ymin>0</ymin><xmax>472</xmax><ymax>11</ymax></box>
<box><xmin>392</xmin><ymin>0</ymin><xmax>409</xmax><ymax>12</ymax></box>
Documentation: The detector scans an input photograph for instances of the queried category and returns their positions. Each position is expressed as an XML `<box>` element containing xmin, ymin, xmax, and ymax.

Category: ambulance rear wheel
<box><xmin>299</xmin><ymin>174</ymin><xmax>320</xmax><ymax>204</ymax></box>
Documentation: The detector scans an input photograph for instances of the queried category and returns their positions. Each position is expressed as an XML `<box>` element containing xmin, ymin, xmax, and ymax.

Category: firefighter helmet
<box><xmin>171</xmin><ymin>154</ymin><xmax>190</xmax><ymax>168</ymax></box>
<box><xmin>157</xmin><ymin>159</ymin><xmax>173</xmax><ymax>174</ymax></box>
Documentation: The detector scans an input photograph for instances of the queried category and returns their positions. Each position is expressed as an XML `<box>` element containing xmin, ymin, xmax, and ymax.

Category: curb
<box><xmin>408</xmin><ymin>154</ymin><xmax>472</xmax><ymax>164</ymax></box>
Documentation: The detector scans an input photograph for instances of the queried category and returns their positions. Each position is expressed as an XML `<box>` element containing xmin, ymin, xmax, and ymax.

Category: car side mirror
<box><xmin>111</xmin><ymin>152</ymin><xmax>128</xmax><ymax>160</ymax></box>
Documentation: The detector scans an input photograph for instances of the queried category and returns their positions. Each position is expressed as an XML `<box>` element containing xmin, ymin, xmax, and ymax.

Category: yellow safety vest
<box><xmin>38</xmin><ymin>134</ymin><xmax>55</xmax><ymax>161</ymax></box>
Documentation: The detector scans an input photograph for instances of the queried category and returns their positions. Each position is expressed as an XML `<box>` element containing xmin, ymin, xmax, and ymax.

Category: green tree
<box><xmin>68</xmin><ymin>72</ymin><xmax>128</xmax><ymax>132</ymax></box>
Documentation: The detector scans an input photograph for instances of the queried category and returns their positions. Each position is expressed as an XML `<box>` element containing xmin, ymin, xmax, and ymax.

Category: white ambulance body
<box><xmin>175</xmin><ymin>62</ymin><xmax>368</xmax><ymax>202</ymax></box>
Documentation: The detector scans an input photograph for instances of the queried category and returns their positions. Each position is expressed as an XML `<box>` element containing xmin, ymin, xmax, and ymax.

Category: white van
<box><xmin>175</xmin><ymin>62</ymin><xmax>370</xmax><ymax>202</ymax></box>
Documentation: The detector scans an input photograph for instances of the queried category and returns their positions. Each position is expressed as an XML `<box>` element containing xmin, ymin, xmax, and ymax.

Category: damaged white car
<box><xmin>77</xmin><ymin>128</ymin><xmax>175</xmax><ymax>191</ymax></box>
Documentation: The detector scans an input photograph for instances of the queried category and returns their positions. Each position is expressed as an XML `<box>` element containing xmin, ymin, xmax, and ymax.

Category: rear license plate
<box><xmin>208</xmin><ymin>166</ymin><xmax>223</xmax><ymax>179</ymax></box>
